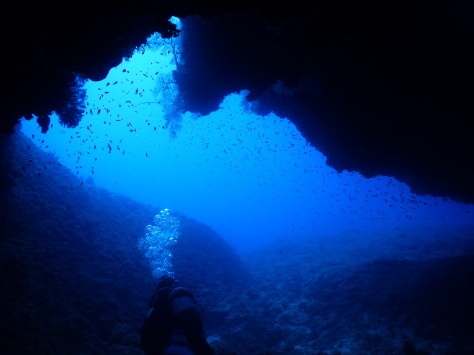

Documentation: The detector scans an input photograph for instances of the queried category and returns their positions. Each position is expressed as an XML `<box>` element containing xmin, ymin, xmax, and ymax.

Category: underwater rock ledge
<box><xmin>0</xmin><ymin>131</ymin><xmax>249</xmax><ymax>354</ymax></box>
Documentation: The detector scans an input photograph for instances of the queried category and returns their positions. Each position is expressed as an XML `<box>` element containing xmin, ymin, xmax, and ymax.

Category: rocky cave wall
<box><xmin>2</xmin><ymin>0</ymin><xmax>473</xmax><ymax>203</ymax></box>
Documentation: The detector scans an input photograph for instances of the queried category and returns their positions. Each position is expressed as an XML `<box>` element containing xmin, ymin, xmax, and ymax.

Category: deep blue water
<box><xmin>7</xmin><ymin>16</ymin><xmax>474</xmax><ymax>355</ymax></box>
<box><xmin>20</xmin><ymin>19</ymin><xmax>474</xmax><ymax>259</ymax></box>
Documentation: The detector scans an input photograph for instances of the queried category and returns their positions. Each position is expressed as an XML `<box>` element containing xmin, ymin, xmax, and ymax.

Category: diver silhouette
<box><xmin>140</xmin><ymin>276</ymin><xmax>214</xmax><ymax>355</ymax></box>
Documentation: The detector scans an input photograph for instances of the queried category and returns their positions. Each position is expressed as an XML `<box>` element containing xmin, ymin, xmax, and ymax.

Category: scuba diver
<box><xmin>140</xmin><ymin>276</ymin><xmax>215</xmax><ymax>355</ymax></box>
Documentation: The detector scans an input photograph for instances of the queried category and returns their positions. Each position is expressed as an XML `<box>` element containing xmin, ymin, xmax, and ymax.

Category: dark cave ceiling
<box><xmin>2</xmin><ymin>0</ymin><xmax>473</xmax><ymax>203</ymax></box>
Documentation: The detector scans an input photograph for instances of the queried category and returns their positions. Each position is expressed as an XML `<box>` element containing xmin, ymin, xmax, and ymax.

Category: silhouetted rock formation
<box><xmin>2</xmin><ymin>1</ymin><xmax>473</xmax><ymax>203</ymax></box>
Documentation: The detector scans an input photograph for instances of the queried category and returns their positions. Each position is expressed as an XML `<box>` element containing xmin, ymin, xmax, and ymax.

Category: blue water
<box><xmin>20</xmin><ymin>21</ymin><xmax>474</xmax><ymax>256</ymax></box>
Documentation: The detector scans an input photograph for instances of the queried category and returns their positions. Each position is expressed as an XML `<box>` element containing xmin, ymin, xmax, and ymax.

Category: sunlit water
<box><xmin>20</xmin><ymin>20</ymin><xmax>474</xmax><ymax>255</ymax></box>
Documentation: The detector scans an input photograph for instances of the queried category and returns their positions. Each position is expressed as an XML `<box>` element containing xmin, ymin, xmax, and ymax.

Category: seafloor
<box><xmin>1</xmin><ymin>132</ymin><xmax>473</xmax><ymax>354</ymax></box>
